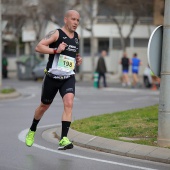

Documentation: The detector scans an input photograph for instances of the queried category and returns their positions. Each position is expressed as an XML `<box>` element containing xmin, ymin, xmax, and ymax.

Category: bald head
<box><xmin>65</xmin><ymin>10</ymin><xmax>80</xmax><ymax>18</ymax></box>
<box><xmin>63</xmin><ymin>10</ymin><xmax>80</xmax><ymax>32</ymax></box>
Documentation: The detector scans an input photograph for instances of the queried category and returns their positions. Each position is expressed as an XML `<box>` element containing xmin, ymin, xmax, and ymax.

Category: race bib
<box><xmin>57</xmin><ymin>54</ymin><xmax>75</xmax><ymax>72</ymax></box>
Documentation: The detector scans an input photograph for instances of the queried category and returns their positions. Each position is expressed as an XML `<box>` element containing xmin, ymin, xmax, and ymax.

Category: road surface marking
<box><xmin>18</xmin><ymin>125</ymin><xmax>158</xmax><ymax>170</ymax></box>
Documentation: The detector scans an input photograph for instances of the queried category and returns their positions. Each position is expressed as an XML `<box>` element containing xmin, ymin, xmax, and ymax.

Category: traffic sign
<box><xmin>147</xmin><ymin>25</ymin><xmax>163</xmax><ymax>77</ymax></box>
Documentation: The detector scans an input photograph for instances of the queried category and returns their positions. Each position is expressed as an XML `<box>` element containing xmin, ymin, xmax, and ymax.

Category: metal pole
<box><xmin>79</xmin><ymin>0</ymin><xmax>84</xmax><ymax>79</ymax></box>
<box><xmin>157</xmin><ymin>0</ymin><xmax>170</xmax><ymax>147</ymax></box>
<box><xmin>90</xmin><ymin>0</ymin><xmax>95</xmax><ymax>74</ymax></box>
<box><xmin>0</xmin><ymin>0</ymin><xmax>2</xmax><ymax>87</ymax></box>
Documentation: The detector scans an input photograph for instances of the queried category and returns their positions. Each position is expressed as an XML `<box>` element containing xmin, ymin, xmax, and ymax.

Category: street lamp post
<box><xmin>157</xmin><ymin>0</ymin><xmax>170</xmax><ymax>147</ymax></box>
<box><xmin>79</xmin><ymin>0</ymin><xmax>84</xmax><ymax>80</ymax></box>
<box><xmin>0</xmin><ymin>0</ymin><xmax>2</xmax><ymax>87</ymax></box>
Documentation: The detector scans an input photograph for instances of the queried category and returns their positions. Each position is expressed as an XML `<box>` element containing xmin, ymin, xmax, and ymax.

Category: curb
<box><xmin>42</xmin><ymin>126</ymin><xmax>170</xmax><ymax>164</ymax></box>
<box><xmin>0</xmin><ymin>91</ymin><xmax>21</xmax><ymax>100</ymax></box>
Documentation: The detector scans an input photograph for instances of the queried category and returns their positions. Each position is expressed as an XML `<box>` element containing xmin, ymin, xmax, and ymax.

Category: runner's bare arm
<box><xmin>35</xmin><ymin>30</ymin><xmax>59</xmax><ymax>54</ymax></box>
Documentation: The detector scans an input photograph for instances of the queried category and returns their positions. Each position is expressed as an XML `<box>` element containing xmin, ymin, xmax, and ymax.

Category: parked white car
<box><xmin>143</xmin><ymin>66</ymin><xmax>153</xmax><ymax>88</ymax></box>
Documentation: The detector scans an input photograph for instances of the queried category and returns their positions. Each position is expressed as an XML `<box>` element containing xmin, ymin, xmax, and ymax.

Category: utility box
<box><xmin>16</xmin><ymin>55</ymin><xmax>41</xmax><ymax>80</ymax></box>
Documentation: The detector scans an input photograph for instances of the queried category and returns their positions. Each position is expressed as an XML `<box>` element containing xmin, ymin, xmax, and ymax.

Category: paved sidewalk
<box><xmin>42</xmin><ymin>125</ymin><xmax>170</xmax><ymax>164</ymax></box>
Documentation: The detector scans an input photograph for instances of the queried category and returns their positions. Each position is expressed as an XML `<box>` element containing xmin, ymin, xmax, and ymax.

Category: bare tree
<box><xmin>3</xmin><ymin>0</ymin><xmax>154</xmax><ymax>57</ymax></box>
<box><xmin>79</xmin><ymin>0</ymin><xmax>98</xmax><ymax>72</ymax></box>
<box><xmin>98</xmin><ymin>0</ymin><xmax>154</xmax><ymax>51</ymax></box>
<box><xmin>25</xmin><ymin>0</ymin><xmax>66</xmax><ymax>43</ymax></box>
<box><xmin>2</xmin><ymin>0</ymin><xmax>80</xmax><ymax>56</ymax></box>
<box><xmin>69</xmin><ymin>0</ymin><xmax>98</xmax><ymax>72</ymax></box>
<box><xmin>68</xmin><ymin>0</ymin><xmax>154</xmax><ymax>76</ymax></box>
<box><xmin>2</xmin><ymin>0</ymin><xmax>84</xmax><ymax>51</ymax></box>
<box><xmin>2</xmin><ymin>1</ymin><xmax>29</xmax><ymax>57</ymax></box>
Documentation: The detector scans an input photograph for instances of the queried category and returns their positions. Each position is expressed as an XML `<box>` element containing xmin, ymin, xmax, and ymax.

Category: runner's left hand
<box><xmin>76</xmin><ymin>54</ymin><xmax>82</xmax><ymax>66</ymax></box>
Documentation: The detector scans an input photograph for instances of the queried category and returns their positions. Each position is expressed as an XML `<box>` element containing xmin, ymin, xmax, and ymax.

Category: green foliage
<box><xmin>0</xmin><ymin>88</ymin><xmax>15</xmax><ymax>94</ymax></box>
<box><xmin>71</xmin><ymin>105</ymin><xmax>159</xmax><ymax>146</ymax></box>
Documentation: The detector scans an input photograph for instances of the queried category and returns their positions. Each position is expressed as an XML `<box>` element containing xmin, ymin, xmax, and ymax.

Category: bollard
<box><xmin>93</xmin><ymin>72</ymin><xmax>99</xmax><ymax>88</ymax></box>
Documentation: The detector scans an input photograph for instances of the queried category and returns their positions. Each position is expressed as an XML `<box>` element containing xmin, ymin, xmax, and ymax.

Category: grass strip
<box><xmin>0</xmin><ymin>88</ymin><xmax>15</xmax><ymax>94</ymax></box>
<box><xmin>71</xmin><ymin>105</ymin><xmax>159</xmax><ymax>146</ymax></box>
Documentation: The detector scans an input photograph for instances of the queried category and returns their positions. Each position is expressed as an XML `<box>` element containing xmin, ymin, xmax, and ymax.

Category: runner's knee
<box><xmin>39</xmin><ymin>103</ymin><xmax>50</xmax><ymax>112</ymax></box>
<box><xmin>64</xmin><ymin>99</ymin><xmax>73</xmax><ymax>109</ymax></box>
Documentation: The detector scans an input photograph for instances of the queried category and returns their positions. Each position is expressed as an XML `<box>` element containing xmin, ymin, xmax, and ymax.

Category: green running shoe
<box><xmin>25</xmin><ymin>130</ymin><xmax>35</xmax><ymax>147</ymax></box>
<box><xmin>58</xmin><ymin>137</ymin><xmax>73</xmax><ymax>150</ymax></box>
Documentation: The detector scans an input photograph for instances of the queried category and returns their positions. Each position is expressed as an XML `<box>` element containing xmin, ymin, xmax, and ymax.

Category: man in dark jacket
<box><xmin>96</xmin><ymin>50</ymin><xmax>107</xmax><ymax>88</ymax></box>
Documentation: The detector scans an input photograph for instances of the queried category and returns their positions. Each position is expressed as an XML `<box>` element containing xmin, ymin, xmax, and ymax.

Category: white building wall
<box><xmin>8</xmin><ymin>22</ymin><xmax>153</xmax><ymax>79</ymax></box>
<box><xmin>77</xmin><ymin>24</ymin><xmax>156</xmax><ymax>39</ymax></box>
<box><xmin>76</xmin><ymin>23</ymin><xmax>154</xmax><ymax>78</ymax></box>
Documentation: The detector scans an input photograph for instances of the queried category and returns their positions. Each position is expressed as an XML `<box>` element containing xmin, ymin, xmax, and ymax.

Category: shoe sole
<box><xmin>26</xmin><ymin>144</ymin><xmax>33</xmax><ymax>147</ymax></box>
<box><xmin>58</xmin><ymin>143</ymin><xmax>74</xmax><ymax>150</ymax></box>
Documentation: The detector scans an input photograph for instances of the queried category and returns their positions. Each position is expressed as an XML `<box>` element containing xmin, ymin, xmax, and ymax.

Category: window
<box><xmin>98</xmin><ymin>39</ymin><xmax>109</xmax><ymax>52</ymax></box>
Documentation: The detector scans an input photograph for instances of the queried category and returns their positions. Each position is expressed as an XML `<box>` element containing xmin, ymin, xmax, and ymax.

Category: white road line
<box><xmin>102</xmin><ymin>88</ymin><xmax>138</xmax><ymax>93</ymax></box>
<box><xmin>18</xmin><ymin>125</ymin><xmax>158</xmax><ymax>170</ymax></box>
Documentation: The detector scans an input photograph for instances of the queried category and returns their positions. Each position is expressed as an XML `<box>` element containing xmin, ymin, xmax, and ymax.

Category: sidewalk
<box><xmin>42</xmin><ymin>125</ymin><xmax>170</xmax><ymax>164</ymax></box>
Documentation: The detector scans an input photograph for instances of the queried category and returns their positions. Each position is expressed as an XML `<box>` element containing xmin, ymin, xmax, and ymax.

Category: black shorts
<box><xmin>41</xmin><ymin>75</ymin><xmax>75</xmax><ymax>104</ymax></box>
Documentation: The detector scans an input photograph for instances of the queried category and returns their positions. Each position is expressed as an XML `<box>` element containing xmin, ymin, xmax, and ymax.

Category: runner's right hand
<box><xmin>57</xmin><ymin>42</ymin><xmax>68</xmax><ymax>53</ymax></box>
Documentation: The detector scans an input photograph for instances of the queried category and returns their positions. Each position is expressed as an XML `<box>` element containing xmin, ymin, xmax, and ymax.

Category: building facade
<box><xmin>1</xmin><ymin>0</ymin><xmax>164</xmax><ymax>78</ymax></box>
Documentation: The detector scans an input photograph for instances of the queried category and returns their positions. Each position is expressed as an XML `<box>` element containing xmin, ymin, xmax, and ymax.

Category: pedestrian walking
<box><xmin>119</xmin><ymin>52</ymin><xmax>131</xmax><ymax>87</ymax></box>
<box><xmin>131</xmin><ymin>53</ymin><xmax>142</xmax><ymax>87</ymax></box>
<box><xmin>25</xmin><ymin>10</ymin><xmax>82</xmax><ymax>150</ymax></box>
<box><xmin>96</xmin><ymin>50</ymin><xmax>107</xmax><ymax>88</ymax></box>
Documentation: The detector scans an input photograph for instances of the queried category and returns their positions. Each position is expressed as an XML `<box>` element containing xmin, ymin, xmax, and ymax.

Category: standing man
<box><xmin>25</xmin><ymin>10</ymin><xmax>82</xmax><ymax>150</ymax></box>
<box><xmin>96</xmin><ymin>50</ymin><xmax>107</xmax><ymax>88</ymax></box>
<box><xmin>119</xmin><ymin>52</ymin><xmax>131</xmax><ymax>87</ymax></box>
<box><xmin>131</xmin><ymin>53</ymin><xmax>142</xmax><ymax>87</ymax></box>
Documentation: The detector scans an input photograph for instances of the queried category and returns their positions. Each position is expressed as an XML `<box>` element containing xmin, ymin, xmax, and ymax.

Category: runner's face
<box><xmin>65</xmin><ymin>12</ymin><xmax>80</xmax><ymax>32</ymax></box>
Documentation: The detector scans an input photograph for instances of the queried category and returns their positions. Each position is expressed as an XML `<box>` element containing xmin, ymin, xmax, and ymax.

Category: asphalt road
<box><xmin>0</xmin><ymin>78</ymin><xmax>170</xmax><ymax>170</ymax></box>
